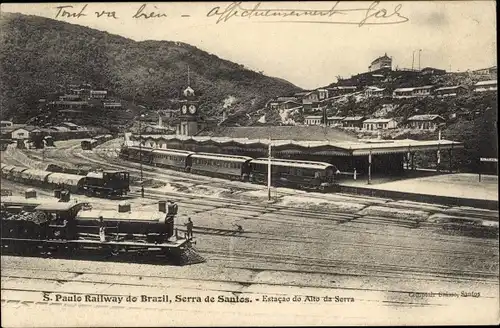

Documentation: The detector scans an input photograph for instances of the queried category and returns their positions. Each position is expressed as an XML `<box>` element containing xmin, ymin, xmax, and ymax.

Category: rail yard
<box><xmin>1</xmin><ymin>139</ymin><xmax>499</xmax><ymax>326</ymax></box>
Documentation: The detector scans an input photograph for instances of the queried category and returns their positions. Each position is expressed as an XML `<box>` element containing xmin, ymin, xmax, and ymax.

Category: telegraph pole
<box><xmin>139</xmin><ymin>114</ymin><xmax>144</xmax><ymax>198</ymax></box>
<box><xmin>412</xmin><ymin>50</ymin><xmax>415</xmax><ymax>70</ymax></box>
<box><xmin>437</xmin><ymin>128</ymin><xmax>441</xmax><ymax>172</ymax></box>
<box><xmin>418</xmin><ymin>49</ymin><xmax>422</xmax><ymax>70</ymax></box>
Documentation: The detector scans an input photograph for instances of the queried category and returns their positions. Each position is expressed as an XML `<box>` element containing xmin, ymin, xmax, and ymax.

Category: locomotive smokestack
<box><xmin>158</xmin><ymin>201</ymin><xmax>166</xmax><ymax>213</ymax></box>
<box><xmin>25</xmin><ymin>188</ymin><xmax>37</xmax><ymax>199</ymax></box>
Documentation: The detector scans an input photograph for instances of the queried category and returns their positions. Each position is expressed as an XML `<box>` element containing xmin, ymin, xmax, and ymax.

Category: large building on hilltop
<box><xmin>369</xmin><ymin>53</ymin><xmax>392</xmax><ymax>72</ymax></box>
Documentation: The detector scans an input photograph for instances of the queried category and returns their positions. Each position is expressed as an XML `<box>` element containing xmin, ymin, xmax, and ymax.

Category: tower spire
<box><xmin>187</xmin><ymin>65</ymin><xmax>190</xmax><ymax>86</ymax></box>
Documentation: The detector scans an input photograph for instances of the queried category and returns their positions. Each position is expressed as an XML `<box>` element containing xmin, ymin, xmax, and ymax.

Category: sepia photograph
<box><xmin>0</xmin><ymin>1</ymin><xmax>498</xmax><ymax>326</ymax></box>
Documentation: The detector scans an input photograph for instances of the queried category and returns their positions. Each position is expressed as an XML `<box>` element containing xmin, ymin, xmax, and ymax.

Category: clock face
<box><xmin>189</xmin><ymin>105</ymin><xmax>196</xmax><ymax>114</ymax></box>
<box><xmin>181</xmin><ymin>105</ymin><xmax>187</xmax><ymax>114</ymax></box>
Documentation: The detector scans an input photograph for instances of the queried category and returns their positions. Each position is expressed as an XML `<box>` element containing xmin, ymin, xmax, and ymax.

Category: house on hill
<box><xmin>10</xmin><ymin>125</ymin><xmax>38</xmax><ymax>140</ymax></box>
<box><xmin>472</xmin><ymin>66</ymin><xmax>497</xmax><ymax>76</ymax></box>
<box><xmin>420</xmin><ymin>67</ymin><xmax>446</xmax><ymax>75</ymax></box>
<box><xmin>90</xmin><ymin>90</ymin><xmax>108</xmax><ymax>99</ymax></box>
<box><xmin>328</xmin><ymin>116</ymin><xmax>345</xmax><ymax>127</ymax></box>
<box><xmin>328</xmin><ymin>86</ymin><xmax>358</xmax><ymax>97</ymax></box>
<box><xmin>434</xmin><ymin>86</ymin><xmax>467</xmax><ymax>97</ymax></box>
<box><xmin>364</xmin><ymin>86</ymin><xmax>387</xmax><ymax>98</ymax></box>
<box><xmin>393</xmin><ymin>86</ymin><xmax>434</xmax><ymax>98</ymax></box>
<box><xmin>407</xmin><ymin>115</ymin><xmax>445</xmax><ymax>130</ymax></box>
<box><xmin>363</xmin><ymin>118</ymin><xmax>397</xmax><ymax>130</ymax></box>
<box><xmin>60</xmin><ymin>122</ymin><xmax>79</xmax><ymax>130</ymax></box>
<box><xmin>342</xmin><ymin>116</ymin><xmax>365</xmax><ymax>129</ymax></box>
<box><xmin>304</xmin><ymin>115</ymin><xmax>322</xmax><ymax>126</ymax></box>
<box><xmin>473</xmin><ymin>80</ymin><xmax>497</xmax><ymax>93</ymax></box>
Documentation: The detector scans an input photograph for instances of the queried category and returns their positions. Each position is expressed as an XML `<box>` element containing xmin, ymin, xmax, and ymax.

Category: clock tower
<box><xmin>177</xmin><ymin>85</ymin><xmax>201</xmax><ymax>136</ymax></box>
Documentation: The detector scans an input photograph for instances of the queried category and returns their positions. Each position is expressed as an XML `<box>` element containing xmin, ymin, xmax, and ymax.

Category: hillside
<box><xmin>0</xmin><ymin>13</ymin><xmax>301</xmax><ymax>127</ymax></box>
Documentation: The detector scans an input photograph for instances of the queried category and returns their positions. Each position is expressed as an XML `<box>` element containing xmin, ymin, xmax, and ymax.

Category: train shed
<box><xmin>130</xmin><ymin>125</ymin><xmax>463</xmax><ymax>183</ymax></box>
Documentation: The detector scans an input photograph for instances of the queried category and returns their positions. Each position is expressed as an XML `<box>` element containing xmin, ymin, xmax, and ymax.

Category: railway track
<box><xmin>2</xmin><ymin>264</ymin><xmax>496</xmax><ymax>310</ymax></box>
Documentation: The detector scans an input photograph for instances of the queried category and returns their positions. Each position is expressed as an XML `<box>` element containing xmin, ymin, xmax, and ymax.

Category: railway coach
<box><xmin>120</xmin><ymin>145</ymin><xmax>154</xmax><ymax>164</ymax></box>
<box><xmin>150</xmin><ymin>148</ymin><xmax>194</xmax><ymax>171</ymax></box>
<box><xmin>189</xmin><ymin>153</ymin><xmax>253</xmax><ymax>181</ymax></box>
<box><xmin>249</xmin><ymin>158</ymin><xmax>340</xmax><ymax>191</ymax></box>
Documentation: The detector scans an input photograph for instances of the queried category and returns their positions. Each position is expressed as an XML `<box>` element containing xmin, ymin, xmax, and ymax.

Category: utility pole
<box><xmin>139</xmin><ymin>114</ymin><xmax>144</xmax><ymax>198</ymax></box>
<box><xmin>368</xmin><ymin>148</ymin><xmax>372</xmax><ymax>185</ymax></box>
<box><xmin>437</xmin><ymin>128</ymin><xmax>441</xmax><ymax>172</ymax></box>
<box><xmin>412</xmin><ymin>50</ymin><xmax>415</xmax><ymax>70</ymax></box>
<box><xmin>418</xmin><ymin>49</ymin><xmax>422</xmax><ymax>70</ymax></box>
<box><xmin>268</xmin><ymin>137</ymin><xmax>272</xmax><ymax>201</ymax></box>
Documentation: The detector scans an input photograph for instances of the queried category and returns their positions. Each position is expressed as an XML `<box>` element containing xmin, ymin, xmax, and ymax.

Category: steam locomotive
<box><xmin>1</xmin><ymin>192</ymin><xmax>195</xmax><ymax>264</ymax></box>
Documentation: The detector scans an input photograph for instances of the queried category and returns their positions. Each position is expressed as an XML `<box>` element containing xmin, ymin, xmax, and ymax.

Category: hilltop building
<box><xmin>369</xmin><ymin>53</ymin><xmax>392</xmax><ymax>72</ymax></box>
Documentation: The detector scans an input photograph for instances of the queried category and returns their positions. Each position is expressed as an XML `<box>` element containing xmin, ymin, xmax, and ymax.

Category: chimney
<box><xmin>118</xmin><ymin>202</ymin><xmax>131</xmax><ymax>213</ymax></box>
<box><xmin>25</xmin><ymin>188</ymin><xmax>37</xmax><ymax>199</ymax></box>
<box><xmin>158</xmin><ymin>201</ymin><xmax>166</xmax><ymax>213</ymax></box>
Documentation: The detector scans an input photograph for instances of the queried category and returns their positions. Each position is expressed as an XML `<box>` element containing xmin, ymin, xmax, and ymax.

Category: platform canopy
<box><xmin>131</xmin><ymin>133</ymin><xmax>463</xmax><ymax>157</ymax></box>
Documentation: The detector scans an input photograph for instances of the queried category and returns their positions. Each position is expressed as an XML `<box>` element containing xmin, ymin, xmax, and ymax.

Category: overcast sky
<box><xmin>2</xmin><ymin>1</ymin><xmax>497</xmax><ymax>89</ymax></box>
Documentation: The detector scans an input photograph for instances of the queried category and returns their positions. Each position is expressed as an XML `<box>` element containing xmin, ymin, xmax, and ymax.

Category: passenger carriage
<box><xmin>121</xmin><ymin>145</ymin><xmax>154</xmax><ymax>164</ymax></box>
<box><xmin>189</xmin><ymin>153</ymin><xmax>253</xmax><ymax>181</ymax></box>
<box><xmin>151</xmin><ymin>148</ymin><xmax>194</xmax><ymax>171</ymax></box>
<box><xmin>250</xmin><ymin>158</ymin><xmax>339</xmax><ymax>191</ymax></box>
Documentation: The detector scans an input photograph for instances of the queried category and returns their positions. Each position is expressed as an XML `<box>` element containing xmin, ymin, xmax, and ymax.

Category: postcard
<box><xmin>0</xmin><ymin>1</ymin><xmax>498</xmax><ymax>326</ymax></box>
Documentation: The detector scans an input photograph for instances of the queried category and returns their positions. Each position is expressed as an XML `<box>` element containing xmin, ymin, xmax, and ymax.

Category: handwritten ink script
<box><xmin>53</xmin><ymin>1</ymin><xmax>409</xmax><ymax>27</ymax></box>
<box><xmin>54</xmin><ymin>3</ymin><xmax>168</xmax><ymax>20</ymax></box>
<box><xmin>207</xmin><ymin>1</ymin><xmax>409</xmax><ymax>26</ymax></box>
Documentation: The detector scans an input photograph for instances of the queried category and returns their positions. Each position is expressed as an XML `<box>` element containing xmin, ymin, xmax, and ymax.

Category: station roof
<box><xmin>251</xmin><ymin>158</ymin><xmax>334</xmax><ymax>170</ymax></box>
<box><xmin>192</xmin><ymin>153</ymin><xmax>253</xmax><ymax>162</ymax></box>
<box><xmin>134</xmin><ymin>134</ymin><xmax>463</xmax><ymax>156</ymax></box>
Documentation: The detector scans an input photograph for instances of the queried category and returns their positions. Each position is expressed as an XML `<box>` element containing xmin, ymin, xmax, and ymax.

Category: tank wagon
<box><xmin>1</xmin><ymin>165</ymin><xmax>130</xmax><ymax>198</ymax></box>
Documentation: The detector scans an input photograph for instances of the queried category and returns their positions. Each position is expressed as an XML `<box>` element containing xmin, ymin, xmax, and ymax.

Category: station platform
<box><xmin>338</xmin><ymin>171</ymin><xmax>498</xmax><ymax>209</ymax></box>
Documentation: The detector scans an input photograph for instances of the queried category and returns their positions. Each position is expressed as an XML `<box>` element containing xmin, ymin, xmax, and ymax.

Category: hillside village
<box><xmin>259</xmin><ymin>54</ymin><xmax>497</xmax><ymax>139</ymax></box>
